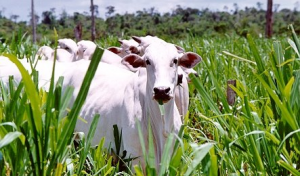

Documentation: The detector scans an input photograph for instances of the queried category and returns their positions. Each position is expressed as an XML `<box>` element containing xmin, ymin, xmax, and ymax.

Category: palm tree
<box><xmin>31</xmin><ymin>0</ymin><xmax>36</xmax><ymax>43</ymax></box>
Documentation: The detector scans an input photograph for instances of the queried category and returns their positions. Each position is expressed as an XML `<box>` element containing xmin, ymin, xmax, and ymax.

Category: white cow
<box><xmin>0</xmin><ymin>56</ymin><xmax>24</xmax><ymax>86</ymax></box>
<box><xmin>77</xmin><ymin>39</ymin><xmax>139</xmax><ymax>65</ymax></box>
<box><xmin>120</xmin><ymin>40</ymin><xmax>201</xmax><ymax>166</ymax></box>
<box><xmin>107</xmin><ymin>36</ymin><xmax>197</xmax><ymax>118</ymax></box>
<box><xmin>129</xmin><ymin>36</ymin><xmax>194</xmax><ymax>120</ymax></box>
<box><xmin>76</xmin><ymin>40</ymin><xmax>130</xmax><ymax>70</ymax></box>
<box><xmin>77</xmin><ymin>40</ymin><xmax>97</xmax><ymax>60</ymax></box>
<box><xmin>57</xmin><ymin>38</ymin><xmax>78</xmax><ymax>60</ymax></box>
<box><xmin>106</xmin><ymin>37</ymin><xmax>189</xmax><ymax>119</ymax></box>
<box><xmin>35</xmin><ymin>46</ymin><xmax>53</xmax><ymax>61</ymax></box>
<box><xmin>35</xmin><ymin>38</ymin><xmax>78</xmax><ymax>62</ymax></box>
<box><xmin>35</xmin><ymin>47</ymin><xmax>77</xmax><ymax>62</ymax></box>
<box><xmin>105</xmin><ymin>36</ymin><xmax>194</xmax><ymax>120</ymax></box>
<box><xmin>0</xmin><ymin>56</ymin><xmax>67</xmax><ymax>89</ymax></box>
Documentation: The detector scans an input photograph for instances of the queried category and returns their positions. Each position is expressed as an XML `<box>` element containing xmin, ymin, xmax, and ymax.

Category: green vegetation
<box><xmin>1</xmin><ymin>13</ymin><xmax>300</xmax><ymax>175</ymax></box>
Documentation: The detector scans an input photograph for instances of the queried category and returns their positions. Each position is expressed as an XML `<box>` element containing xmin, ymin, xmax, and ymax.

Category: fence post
<box><xmin>227</xmin><ymin>80</ymin><xmax>236</xmax><ymax>106</ymax></box>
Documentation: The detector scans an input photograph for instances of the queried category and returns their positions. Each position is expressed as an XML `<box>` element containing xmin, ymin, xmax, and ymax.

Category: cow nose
<box><xmin>153</xmin><ymin>87</ymin><xmax>172</xmax><ymax>103</ymax></box>
<box><xmin>165</xmin><ymin>87</ymin><xmax>171</xmax><ymax>94</ymax></box>
<box><xmin>153</xmin><ymin>87</ymin><xmax>171</xmax><ymax>94</ymax></box>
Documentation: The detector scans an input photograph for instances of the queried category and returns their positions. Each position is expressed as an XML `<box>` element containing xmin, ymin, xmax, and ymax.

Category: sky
<box><xmin>0</xmin><ymin>0</ymin><xmax>298</xmax><ymax>22</ymax></box>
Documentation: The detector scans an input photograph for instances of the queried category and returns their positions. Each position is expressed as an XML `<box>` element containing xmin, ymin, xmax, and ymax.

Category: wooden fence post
<box><xmin>227</xmin><ymin>80</ymin><xmax>236</xmax><ymax>106</ymax></box>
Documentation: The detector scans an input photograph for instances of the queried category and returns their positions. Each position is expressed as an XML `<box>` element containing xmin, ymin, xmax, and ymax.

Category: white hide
<box><xmin>76</xmin><ymin>40</ymin><xmax>129</xmax><ymax>69</ymax></box>
<box><xmin>53</xmin><ymin>48</ymin><xmax>77</xmax><ymax>62</ymax></box>
<box><xmin>61</xmin><ymin>61</ymin><xmax>143</xmax><ymax>161</ymax></box>
<box><xmin>176</xmin><ymin>67</ymin><xmax>189</xmax><ymax>120</ymax></box>
<box><xmin>77</xmin><ymin>40</ymin><xmax>97</xmax><ymax>60</ymax></box>
<box><xmin>0</xmin><ymin>57</ymin><xmax>66</xmax><ymax>89</ymax></box>
<box><xmin>58</xmin><ymin>39</ymin><xmax>78</xmax><ymax>56</ymax></box>
<box><xmin>36</xmin><ymin>41</ymin><xmax>78</xmax><ymax>62</ymax></box>
<box><xmin>35</xmin><ymin>46</ymin><xmax>53</xmax><ymax>60</ymax></box>
<box><xmin>0</xmin><ymin>56</ymin><xmax>24</xmax><ymax>86</ymax></box>
<box><xmin>107</xmin><ymin>36</ymin><xmax>191</xmax><ymax>118</ymax></box>
<box><xmin>121</xmin><ymin>39</ymin><xmax>202</xmax><ymax>167</ymax></box>
<box><xmin>131</xmin><ymin>35</ymin><xmax>193</xmax><ymax>119</ymax></box>
<box><xmin>57</xmin><ymin>38</ymin><xmax>79</xmax><ymax>61</ymax></box>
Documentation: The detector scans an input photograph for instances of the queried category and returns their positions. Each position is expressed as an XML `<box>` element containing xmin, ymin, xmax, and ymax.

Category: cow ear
<box><xmin>182</xmin><ymin>67</ymin><xmax>198</xmax><ymax>77</ymax></box>
<box><xmin>132</xmin><ymin>36</ymin><xmax>142</xmax><ymax>44</ymax></box>
<box><xmin>178</xmin><ymin>52</ymin><xmax>202</xmax><ymax>68</ymax></box>
<box><xmin>122</xmin><ymin>54</ymin><xmax>145</xmax><ymax>71</ymax></box>
<box><xmin>107</xmin><ymin>47</ymin><xmax>122</xmax><ymax>54</ymax></box>
<box><xmin>57</xmin><ymin>39</ymin><xmax>62</xmax><ymax>46</ymax></box>
<box><xmin>175</xmin><ymin>45</ymin><xmax>185</xmax><ymax>53</ymax></box>
<box><xmin>129</xmin><ymin>46</ymin><xmax>140</xmax><ymax>54</ymax></box>
<box><xmin>118</xmin><ymin>39</ymin><xmax>123</xmax><ymax>44</ymax></box>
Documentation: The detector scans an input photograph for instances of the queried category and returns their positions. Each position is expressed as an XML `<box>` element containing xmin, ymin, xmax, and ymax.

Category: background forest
<box><xmin>0</xmin><ymin>3</ymin><xmax>300</xmax><ymax>43</ymax></box>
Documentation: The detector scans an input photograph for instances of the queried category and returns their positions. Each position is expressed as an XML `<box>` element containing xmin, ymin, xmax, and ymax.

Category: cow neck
<box><xmin>144</xmin><ymin>79</ymin><xmax>181</xmax><ymax>165</ymax></box>
<box><xmin>71</xmin><ymin>52</ymin><xmax>77</xmax><ymax>61</ymax></box>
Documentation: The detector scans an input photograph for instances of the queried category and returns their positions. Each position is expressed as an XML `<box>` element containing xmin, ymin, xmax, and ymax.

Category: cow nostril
<box><xmin>153</xmin><ymin>87</ymin><xmax>171</xmax><ymax>95</ymax></box>
<box><xmin>153</xmin><ymin>87</ymin><xmax>159</xmax><ymax>94</ymax></box>
<box><xmin>165</xmin><ymin>87</ymin><xmax>170</xmax><ymax>94</ymax></box>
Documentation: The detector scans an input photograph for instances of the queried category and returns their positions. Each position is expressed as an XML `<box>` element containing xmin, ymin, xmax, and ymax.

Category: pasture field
<box><xmin>0</xmin><ymin>25</ymin><xmax>300</xmax><ymax>175</ymax></box>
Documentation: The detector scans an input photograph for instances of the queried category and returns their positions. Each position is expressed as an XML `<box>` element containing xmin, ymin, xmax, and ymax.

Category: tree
<box><xmin>105</xmin><ymin>6</ymin><xmax>115</xmax><ymax>18</ymax></box>
<box><xmin>274</xmin><ymin>4</ymin><xmax>280</xmax><ymax>12</ymax></box>
<box><xmin>10</xmin><ymin>15</ymin><xmax>19</xmax><ymax>23</ymax></box>
<box><xmin>94</xmin><ymin>5</ymin><xmax>99</xmax><ymax>17</ymax></box>
<box><xmin>59</xmin><ymin>9</ymin><xmax>68</xmax><ymax>26</ymax></box>
<box><xmin>90</xmin><ymin>0</ymin><xmax>96</xmax><ymax>41</ymax></box>
<box><xmin>257</xmin><ymin>2</ymin><xmax>263</xmax><ymax>11</ymax></box>
<box><xmin>266</xmin><ymin>0</ymin><xmax>273</xmax><ymax>38</ymax></box>
<box><xmin>41</xmin><ymin>11</ymin><xmax>56</xmax><ymax>26</ymax></box>
<box><xmin>31</xmin><ymin>0</ymin><xmax>36</xmax><ymax>43</ymax></box>
<box><xmin>233</xmin><ymin>3</ymin><xmax>239</xmax><ymax>14</ymax></box>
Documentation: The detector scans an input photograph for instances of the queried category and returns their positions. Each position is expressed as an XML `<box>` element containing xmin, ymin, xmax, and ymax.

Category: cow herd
<box><xmin>0</xmin><ymin>36</ymin><xmax>202</xmax><ymax>170</ymax></box>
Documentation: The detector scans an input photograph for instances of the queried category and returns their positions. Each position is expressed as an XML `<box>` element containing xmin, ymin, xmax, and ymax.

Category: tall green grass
<box><xmin>184</xmin><ymin>25</ymin><xmax>300</xmax><ymax>175</ymax></box>
<box><xmin>0</xmin><ymin>33</ymin><xmax>106</xmax><ymax>175</ymax></box>
<box><xmin>1</xmin><ymin>26</ymin><xmax>300</xmax><ymax>175</ymax></box>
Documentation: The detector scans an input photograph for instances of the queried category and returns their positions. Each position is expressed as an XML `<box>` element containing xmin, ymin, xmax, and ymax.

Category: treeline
<box><xmin>0</xmin><ymin>5</ymin><xmax>300</xmax><ymax>43</ymax></box>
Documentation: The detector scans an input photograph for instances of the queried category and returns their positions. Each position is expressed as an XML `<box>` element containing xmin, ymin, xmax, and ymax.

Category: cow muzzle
<box><xmin>153</xmin><ymin>86</ymin><xmax>172</xmax><ymax>104</ymax></box>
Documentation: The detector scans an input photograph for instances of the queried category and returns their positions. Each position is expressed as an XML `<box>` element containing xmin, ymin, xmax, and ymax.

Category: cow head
<box><xmin>77</xmin><ymin>42</ymin><xmax>86</xmax><ymax>60</ymax></box>
<box><xmin>108</xmin><ymin>39</ymin><xmax>141</xmax><ymax>57</ymax></box>
<box><xmin>58</xmin><ymin>39</ymin><xmax>78</xmax><ymax>54</ymax></box>
<box><xmin>58</xmin><ymin>38</ymin><xmax>79</xmax><ymax>61</ymax></box>
<box><xmin>132</xmin><ymin>36</ymin><xmax>185</xmax><ymax>56</ymax></box>
<box><xmin>122</xmin><ymin>40</ymin><xmax>202</xmax><ymax>104</ymax></box>
<box><xmin>77</xmin><ymin>40</ymin><xmax>96</xmax><ymax>60</ymax></box>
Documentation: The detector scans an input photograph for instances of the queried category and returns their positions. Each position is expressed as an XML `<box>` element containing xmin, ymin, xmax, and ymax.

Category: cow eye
<box><xmin>173</xmin><ymin>59</ymin><xmax>178</xmax><ymax>64</ymax></box>
<box><xmin>146</xmin><ymin>59</ymin><xmax>151</xmax><ymax>65</ymax></box>
<box><xmin>170</xmin><ymin>59</ymin><xmax>178</xmax><ymax>67</ymax></box>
